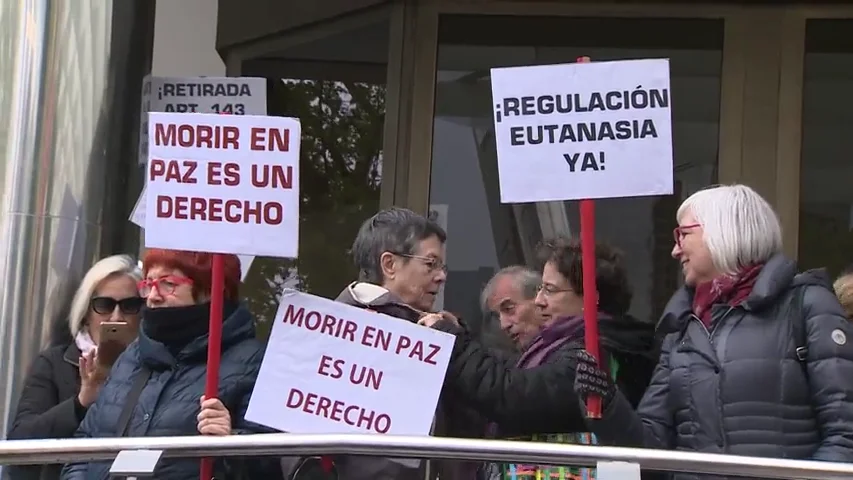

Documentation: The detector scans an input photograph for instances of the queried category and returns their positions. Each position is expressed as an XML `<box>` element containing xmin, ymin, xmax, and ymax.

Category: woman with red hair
<box><xmin>61</xmin><ymin>249</ymin><xmax>280</xmax><ymax>480</ymax></box>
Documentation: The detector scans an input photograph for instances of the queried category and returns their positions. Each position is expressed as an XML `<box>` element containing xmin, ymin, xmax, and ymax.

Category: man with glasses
<box><xmin>280</xmin><ymin>207</ymin><xmax>483</xmax><ymax>480</ymax></box>
<box><xmin>421</xmin><ymin>236</ymin><xmax>661</xmax><ymax>480</ymax></box>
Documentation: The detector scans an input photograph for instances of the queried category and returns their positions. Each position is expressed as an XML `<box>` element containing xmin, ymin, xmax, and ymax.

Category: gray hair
<box><xmin>351</xmin><ymin>207</ymin><xmax>447</xmax><ymax>284</ymax></box>
<box><xmin>69</xmin><ymin>254</ymin><xmax>142</xmax><ymax>337</ymax></box>
<box><xmin>480</xmin><ymin>266</ymin><xmax>542</xmax><ymax>315</ymax></box>
<box><xmin>677</xmin><ymin>184</ymin><xmax>782</xmax><ymax>276</ymax></box>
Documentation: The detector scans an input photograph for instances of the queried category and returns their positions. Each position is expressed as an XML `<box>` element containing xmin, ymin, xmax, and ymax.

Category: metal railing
<box><xmin>1</xmin><ymin>434</ymin><xmax>853</xmax><ymax>479</ymax></box>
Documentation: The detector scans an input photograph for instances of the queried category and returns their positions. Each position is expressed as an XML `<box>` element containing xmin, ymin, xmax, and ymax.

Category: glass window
<box><xmin>240</xmin><ymin>22</ymin><xmax>389</xmax><ymax>340</ymax></box>
<box><xmin>429</xmin><ymin>15</ymin><xmax>724</xmax><ymax>337</ymax></box>
<box><xmin>798</xmin><ymin>19</ymin><xmax>853</xmax><ymax>277</ymax></box>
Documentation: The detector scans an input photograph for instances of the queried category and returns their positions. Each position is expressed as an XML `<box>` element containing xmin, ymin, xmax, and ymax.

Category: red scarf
<box><xmin>692</xmin><ymin>264</ymin><xmax>763</xmax><ymax>327</ymax></box>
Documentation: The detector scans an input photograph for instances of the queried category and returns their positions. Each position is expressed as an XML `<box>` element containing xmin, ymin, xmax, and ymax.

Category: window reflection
<box><xmin>798</xmin><ymin>19</ymin><xmax>853</xmax><ymax>277</ymax></box>
<box><xmin>242</xmin><ymin>79</ymin><xmax>385</xmax><ymax>339</ymax></box>
<box><xmin>429</xmin><ymin>15</ymin><xmax>723</xmax><ymax>339</ymax></box>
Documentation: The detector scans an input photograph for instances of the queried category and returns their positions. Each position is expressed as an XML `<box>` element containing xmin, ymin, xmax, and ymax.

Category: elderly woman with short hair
<box><xmin>574</xmin><ymin>184</ymin><xmax>853</xmax><ymax>477</ymax></box>
<box><xmin>61</xmin><ymin>249</ymin><xmax>280</xmax><ymax>480</ymax></box>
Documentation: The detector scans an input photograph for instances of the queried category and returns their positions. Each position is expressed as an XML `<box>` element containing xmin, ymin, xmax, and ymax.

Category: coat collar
<box><xmin>62</xmin><ymin>342</ymin><xmax>82</xmax><ymax>367</ymax></box>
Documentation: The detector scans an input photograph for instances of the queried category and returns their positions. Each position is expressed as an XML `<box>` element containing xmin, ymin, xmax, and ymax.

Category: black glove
<box><xmin>574</xmin><ymin>349</ymin><xmax>617</xmax><ymax>409</ymax></box>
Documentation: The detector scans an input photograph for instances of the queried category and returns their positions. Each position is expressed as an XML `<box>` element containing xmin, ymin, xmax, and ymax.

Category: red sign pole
<box><xmin>576</xmin><ymin>56</ymin><xmax>602</xmax><ymax>419</ymax></box>
<box><xmin>198</xmin><ymin>113</ymin><xmax>230</xmax><ymax>480</ymax></box>
<box><xmin>200</xmin><ymin>254</ymin><xmax>225</xmax><ymax>480</ymax></box>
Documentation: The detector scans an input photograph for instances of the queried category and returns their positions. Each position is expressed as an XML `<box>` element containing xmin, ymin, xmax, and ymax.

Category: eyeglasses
<box><xmin>137</xmin><ymin>276</ymin><xmax>193</xmax><ymax>298</ymax></box>
<box><xmin>394</xmin><ymin>253</ymin><xmax>448</xmax><ymax>273</ymax></box>
<box><xmin>538</xmin><ymin>284</ymin><xmax>573</xmax><ymax>296</ymax></box>
<box><xmin>91</xmin><ymin>296</ymin><xmax>144</xmax><ymax>315</ymax></box>
<box><xmin>673</xmin><ymin>223</ymin><xmax>701</xmax><ymax>247</ymax></box>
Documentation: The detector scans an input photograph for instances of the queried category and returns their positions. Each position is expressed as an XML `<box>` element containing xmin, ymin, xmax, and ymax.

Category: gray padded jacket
<box><xmin>589</xmin><ymin>254</ymin><xmax>853</xmax><ymax>480</ymax></box>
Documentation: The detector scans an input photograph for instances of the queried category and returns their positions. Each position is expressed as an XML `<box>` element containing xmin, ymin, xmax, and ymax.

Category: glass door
<box><xmin>427</xmin><ymin>14</ymin><xmax>725</xmax><ymax>332</ymax></box>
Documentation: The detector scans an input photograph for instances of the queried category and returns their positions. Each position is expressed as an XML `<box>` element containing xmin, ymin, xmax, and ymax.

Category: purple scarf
<box><xmin>516</xmin><ymin>315</ymin><xmax>585</xmax><ymax>369</ymax></box>
<box><xmin>484</xmin><ymin>315</ymin><xmax>585</xmax><ymax>438</ymax></box>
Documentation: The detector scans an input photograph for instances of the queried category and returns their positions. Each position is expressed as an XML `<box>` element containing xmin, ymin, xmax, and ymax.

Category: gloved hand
<box><xmin>574</xmin><ymin>350</ymin><xmax>617</xmax><ymax>409</ymax></box>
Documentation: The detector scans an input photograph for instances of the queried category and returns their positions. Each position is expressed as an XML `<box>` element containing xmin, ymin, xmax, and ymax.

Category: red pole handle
<box><xmin>200</xmin><ymin>253</ymin><xmax>225</xmax><ymax>480</ymax></box>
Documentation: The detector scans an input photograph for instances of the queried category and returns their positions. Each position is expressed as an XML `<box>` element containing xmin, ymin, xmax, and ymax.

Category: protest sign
<box><xmin>490</xmin><ymin>58</ymin><xmax>673</xmax><ymax>203</ymax></box>
<box><xmin>144</xmin><ymin>112</ymin><xmax>301</xmax><ymax>258</ymax></box>
<box><xmin>132</xmin><ymin>76</ymin><xmax>267</xmax><ymax>276</ymax></box>
<box><xmin>246</xmin><ymin>291</ymin><xmax>455</xmax><ymax>436</ymax></box>
<box><xmin>137</xmin><ymin>76</ymin><xmax>267</xmax><ymax>165</ymax></box>
<box><xmin>130</xmin><ymin>185</ymin><xmax>255</xmax><ymax>281</ymax></box>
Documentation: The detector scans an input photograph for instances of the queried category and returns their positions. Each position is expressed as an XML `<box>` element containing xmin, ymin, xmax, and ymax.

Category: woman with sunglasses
<box><xmin>60</xmin><ymin>249</ymin><xmax>281</xmax><ymax>480</ymax></box>
<box><xmin>8</xmin><ymin>254</ymin><xmax>143</xmax><ymax>480</ymax></box>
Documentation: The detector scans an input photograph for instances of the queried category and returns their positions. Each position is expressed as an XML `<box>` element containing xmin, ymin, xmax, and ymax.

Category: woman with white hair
<box><xmin>7</xmin><ymin>254</ymin><xmax>143</xmax><ymax>480</ymax></box>
<box><xmin>572</xmin><ymin>184</ymin><xmax>853</xmax><ymax>478</ymax></box>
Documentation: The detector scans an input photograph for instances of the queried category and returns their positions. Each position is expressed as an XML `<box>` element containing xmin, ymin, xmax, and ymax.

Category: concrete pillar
<box><xmin>0</xmin><ymin>0</ymin><xmax>155</xmax><ymax>445</ymax></box>
<box><xmin>152</xmin><ymin>0</ymin><xmax>225</xmax><ymax>77</ymax></box>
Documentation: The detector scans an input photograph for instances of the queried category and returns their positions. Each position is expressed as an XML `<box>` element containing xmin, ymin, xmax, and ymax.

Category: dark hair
<box><xmin>143</xmin><ymin>249</ymin><xmax>241</xmax><ymax>301</ymax></box>
<box><xmin>351</xmin><ymin>207</ymin><xmax>447</xmax><ymax>284</ymax></box>
<box><xmin>536</xmin><ymin>236</ymin><xmax>632</xmax><ymax>316</ymax></box>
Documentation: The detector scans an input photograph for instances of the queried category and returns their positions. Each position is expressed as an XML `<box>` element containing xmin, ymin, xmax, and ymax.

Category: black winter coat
<box><xmin>437</xmin><ymin>313</ymin><xmax>658</xmax><ymax>438</ymax></box>
<box><xmin>7</xmin><ymin>343</ymin><xmax>83</xmax><ymax>480</ymax></box>
<box><xmin>60</xmin><ymin>304</ymin><xmax>281</xmax><ymax>480</ymax></box>
<box><xmin>590</xmin><ymin>255</ymin><xmax>853</xmax><ymax>480</ymax></box>
<box><xmin>280</xmin><ymin>282</ymin><xmax>486</xmax><ymax>480</ymax></box>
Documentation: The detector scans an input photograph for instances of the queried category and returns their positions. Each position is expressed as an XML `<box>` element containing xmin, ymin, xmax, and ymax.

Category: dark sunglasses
<box><xmin>90</xmin><ymin>296</ymin><xmax>144</xmax><ymax>315</ymax></box>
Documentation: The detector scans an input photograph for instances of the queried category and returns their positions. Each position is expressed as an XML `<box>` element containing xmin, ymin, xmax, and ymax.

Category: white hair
<box><xmin>677</xmin><ymin>184</ymin><xmax>782</xmax><ymax>276</ymax></box>
<box><xmin>480</xmin><ymin>266</ymin><xmax>542</xmax><ymax>315</ymax></box>
<box><xmin>68</xmin><ymin>254</ymin><xmax>142</xmax><ymax>337</ymax></box>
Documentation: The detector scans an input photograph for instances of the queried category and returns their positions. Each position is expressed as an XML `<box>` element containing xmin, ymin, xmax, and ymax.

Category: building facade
<box><xmin>1</xmin><ymin>0</ymin><xmax>851</xmax><ymax>437</ymax></box>
<box><xmin>217</xmin><ymin>0</ymin><xmax>853</xmax><ymax>331</ymax></box>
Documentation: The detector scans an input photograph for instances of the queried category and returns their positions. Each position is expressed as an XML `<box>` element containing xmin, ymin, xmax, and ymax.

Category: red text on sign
<box><xmin>317</xmin><ymin>355</ymin><xmax>384</xmax><ymax>390</ymax></box>
<box><xmin>394</xmin><ymin>335</ymin><xmax>441</xmax><ymax>366</ymax></box>
<box><xmin>286</xmin><ymin>388</ymin><xmax>391</xmax><ymax>434</ymax></box>
<box><xmin>207</xmin><ymin>162</ymin><xmax>240</xmax><ymax>186</ymax></box>
<box><xmin>251</xmin><ymin>165</ymin><xmax>293</xmax><ymax>189</ymax></box>
<box><xmin>156</xmin><ymin>195</ymin><xmax>283</xmax><ymax>225</ymax></box>
<box><xmin>154</xmin><ymin>123</ymin><xmax>239</xmax><ymax>149</ymax></box>
<box><xmin>282</xmin><ymin>305</ymin><xmax>359</xmax><ymax>342</ymax></box>
<box><xmin>317</xmin><ymin>355</ymin><xmax>344</xmax><ymax>379</ymax></box>
<box><xmin>360</xmin><ymin>325</ymin><xmax>392</xmax><ymax>351</ymax></box>
<box><xmin>250</xmin><ymin>127</ymin><xmax>290</xmax><ymax>152</ymax></box>
<box><xmin>149</xmin><ymin>159</ymin><xmax>198</xmax><ymax>184</ymax></box>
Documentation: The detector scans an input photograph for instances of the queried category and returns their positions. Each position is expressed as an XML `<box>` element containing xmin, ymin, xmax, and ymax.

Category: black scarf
<box><xmin>142</xmin><ymin>302</ymin><xmax>236</xmax><ymax>355</ymax></box>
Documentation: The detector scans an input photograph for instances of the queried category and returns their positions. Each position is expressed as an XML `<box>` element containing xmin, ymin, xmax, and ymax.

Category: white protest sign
<box><xmin>138</xmin><ymin>76</ymin><xmax>267</xmax><ymax>165</ymax></box>
<box><xmin>130</xmin><ymin>187</ymin><xmax>255</xmax><ymax>281</ymax></box>
<box><xmin>144</xmin><ymin>112</ymin><xmax>301</xmax><ymax>258</ymax></box>
<box><xmin>246</xmin><ymin>291</ymin><xmax>455</xmax><ymax>436</ymax></box>
<box><xmin>490</xmin><ymin>58</ymin><xmax>673</xmax><ymax>203</ymax></box>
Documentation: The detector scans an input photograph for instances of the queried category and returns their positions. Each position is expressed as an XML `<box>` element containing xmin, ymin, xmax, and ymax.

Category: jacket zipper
<box><xmin>691</xmin><ymin>306</ymin><xmax>734</xmax><ymax>339</ymax></box>
<box><xmin>691</xmin><ymin>306</ymin><xmax>735</xmax><ymax>452</ymax></box>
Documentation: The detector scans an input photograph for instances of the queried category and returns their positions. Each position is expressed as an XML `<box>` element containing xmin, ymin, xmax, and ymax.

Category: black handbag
<box><xmin>288</xmin><ymin>456</ymin><xmax>338</xmax><ymax>480</ymax></box>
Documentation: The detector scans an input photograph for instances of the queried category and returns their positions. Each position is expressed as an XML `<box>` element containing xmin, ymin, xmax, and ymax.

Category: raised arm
<box><xmin>577</xmin><ymin>335</ymin><xmax>676</xmax><ymax>449</ymax></box>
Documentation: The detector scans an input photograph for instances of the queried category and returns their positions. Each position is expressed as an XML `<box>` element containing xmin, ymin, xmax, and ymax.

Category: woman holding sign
<box><xmin>421</xmin><ymin>236</ymin><xmax>659</xmax><ymax>480</ymax></box>
<box><xmin>574</xmin><ymin>185</ymin><xmax>853</xmax><ymax>478</ymax></box>
<box><xmin>60</xmin><ymin>249</ymin><xmax>280</xmax><ymax>480</ymax></box>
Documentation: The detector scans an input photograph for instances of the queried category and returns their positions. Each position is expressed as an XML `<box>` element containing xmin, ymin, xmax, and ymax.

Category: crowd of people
<box><xmin>6</xmin><ymin>183</ymin><xmax>853</xmax><ymax>480</ymax></box>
